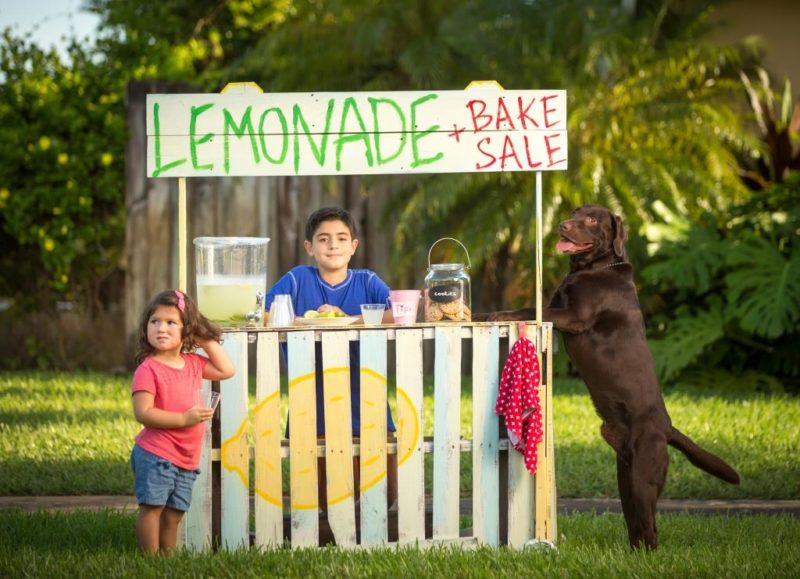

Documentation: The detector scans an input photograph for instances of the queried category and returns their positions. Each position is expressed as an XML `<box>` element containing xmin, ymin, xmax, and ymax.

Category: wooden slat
<box><xmin>255</xmin><ymin>332</ymin><xmax>283</xmax><ymax>546</ymax></box>
<box><xmin>287</xmin><ymin>331</ymin><xmax>319</xmax><ymax>547</ymax></box>
<box><xmin>321</xmin><ymin>331</ymin><xmax>357</xmax><ymax>547</ymax></box>
<box><xmin>535</xmin><ymin>325</ymin><xmax>557</xmax><ymax>542</ymax></box>
<box><xmin>219</xmin><ymin>332</ymin><xmax>250</xmax><ymax>550</ymax></box>
<box><xmin>506</xmin><ymin>324</ymin><xmax>535</xmax><ymax>548</ymax></box>
<box><xmin>396</xmin><ymin>329</ymin><xmax>425</xmax><ymax>543</ymax></box>
<box><xmin>359</xmin><ymin>330</ymin><xmax>389</xmax><ymax>546</ymax></box>
<box><xmin>471</xmin><ymin>325</ymin><xmax>500</xmax><ymax>546</ymax></box>
<box><xmin>432</xmin><ymin>326</ymin><xmax>461</xmax><ymax>539</ymax></box>
<box><xmin>182</xmin><ymin>377</ymin><xmax>213</xmax><ymax>551</ymax></box>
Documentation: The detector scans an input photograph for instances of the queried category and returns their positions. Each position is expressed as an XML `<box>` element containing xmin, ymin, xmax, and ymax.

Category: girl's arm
<box><xmin>132</xmin><ymin>391</ymin><xmax>212</xmax><ymax>428</ymax></box>
<box><xmin>198</xmin><ymin>338</ymin><xmax>235</xmax><ymax>381</ymax></box>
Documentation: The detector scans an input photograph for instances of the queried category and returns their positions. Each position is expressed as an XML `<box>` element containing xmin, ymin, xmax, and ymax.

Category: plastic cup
<box><xmin>390</xmin><ymin>290</ymin><xmax>421</xmax><ymax>324</ymax></box>
<box><xmin>361</xmin><ymin>303</ymin><xmax>385</xmax><ymax>325</ymax></box>
<box><xmin>206</xmin><ymin>391</ymin><xmax>221</xmax><ymax>413</ymax></box>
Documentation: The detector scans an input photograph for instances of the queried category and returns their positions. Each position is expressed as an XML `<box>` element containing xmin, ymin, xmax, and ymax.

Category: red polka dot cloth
<box><xmin>495</xmin><ymin>336</ymin><xmax>543</xmax><ymax>475</ymax></box>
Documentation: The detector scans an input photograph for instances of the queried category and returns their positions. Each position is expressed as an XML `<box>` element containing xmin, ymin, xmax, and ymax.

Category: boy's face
<box><xmin>304</xmin><ymin>219</ymin><xmax>358</xmax><ymax>273</ymax></box>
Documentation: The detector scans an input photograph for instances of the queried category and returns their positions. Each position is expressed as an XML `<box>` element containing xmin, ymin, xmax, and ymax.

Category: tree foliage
<box><xmin>641</xmin><ymin>174</ymin><xmax>800</xmax><ymax>391</ymax></box>
<box><xmin>0</xmin><ymin>32</ymin><xmax>127</xmax><ymax>312</ymax></box>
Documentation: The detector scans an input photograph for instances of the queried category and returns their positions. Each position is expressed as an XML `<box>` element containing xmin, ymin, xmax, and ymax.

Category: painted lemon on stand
<box><xmin>253</xmin><ymin>390</ymin><xmax>282</xmax><ymax>507</ymax></box>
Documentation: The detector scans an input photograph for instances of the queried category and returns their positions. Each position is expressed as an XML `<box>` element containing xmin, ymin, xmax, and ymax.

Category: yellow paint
<box><xmin>256</xmin><ymin>365</ymin><xmax>422</xmax><ymax>509</ymax></box>
<box><xmin>322</xmin><ymin>367</ymin><xmax>355</xmax><ymax>506</ymax></box>
<box><xmin>396</xmin><ymin>387</ymin><xmax>420</xmax><ymax>466</ymax></box>
<box><xmin>465</xmin><ymin>80</ymin><xmax>505</xmax><ymax>91</ymax></box>
<box><xmin>254</xmin><ymin>390</ymin><xmax>282</xmax><ymax>507</ymax></box>
<box><xmin>220</xmin><ymin>417</ymin><xmax>249</xmax><ymax>489</ymax></box>
<box><xmin>220</xmin><ymin>81</ymin><xmax>264</xmax><ymax>94</ymax></box>
<box><xmin>288</xmin><ymin>370</ymin><xmax>318</xmax><ymax>510</ymax></box>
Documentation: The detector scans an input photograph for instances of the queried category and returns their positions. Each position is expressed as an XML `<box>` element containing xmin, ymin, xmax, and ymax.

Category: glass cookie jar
<box><xmin>424</xmin><ymin>238</ymin><xmax>472</xmax><ymax>322</ymax></box>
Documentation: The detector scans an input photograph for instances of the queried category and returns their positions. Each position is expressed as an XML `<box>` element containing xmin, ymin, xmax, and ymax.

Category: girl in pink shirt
<box><xmin>130</xmin><ymin>289</ymin><xmax>234</xmax><ymax>554</ymax></box>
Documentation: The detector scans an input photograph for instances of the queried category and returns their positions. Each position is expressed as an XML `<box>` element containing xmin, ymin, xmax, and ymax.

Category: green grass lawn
<box><xmin>1</xmin><ymin>509</ymin><xmax>798</xmax><ymax>578</ymax></box>
<box><xmin>1</xmin><ymin>371</ymin><xmax>798</xmax><ymax>498</ymax></box>
<box><xmin>2</xmin><ymin>371</ymin><xmax>799</xmax><ymax>576</ymax></box>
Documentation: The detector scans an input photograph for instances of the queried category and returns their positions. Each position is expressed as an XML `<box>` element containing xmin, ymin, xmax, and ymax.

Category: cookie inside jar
<box><xmin>424</xmin><ymin>238</ymin><xmax>472</xmax><ymax>322</ymax></box>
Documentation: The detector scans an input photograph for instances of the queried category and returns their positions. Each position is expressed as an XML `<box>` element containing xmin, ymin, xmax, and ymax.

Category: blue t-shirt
<box><xmin>267</xmin><ymin>266</ymin><xmax>395</xmax><ymax>435</ymax></box>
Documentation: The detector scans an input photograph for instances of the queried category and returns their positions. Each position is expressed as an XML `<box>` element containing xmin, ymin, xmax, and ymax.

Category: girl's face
<box><xmin>146</xmin><ymin>305</ymin><xmax>184</xmax><ymax>356</ymax></box>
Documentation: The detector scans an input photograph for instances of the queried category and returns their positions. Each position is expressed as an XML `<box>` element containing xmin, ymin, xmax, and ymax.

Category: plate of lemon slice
<box><xmin>296</xmin><ymin>312</ymin><xmax>360</xmax><ymax>326</ymax></box>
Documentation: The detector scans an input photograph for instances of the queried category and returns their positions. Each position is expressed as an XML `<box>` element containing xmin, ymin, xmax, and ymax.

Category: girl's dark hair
<box><xmin>135</xmin><ymin>290</ymin><xmax>222</xmax><ymax>365</ymax></box>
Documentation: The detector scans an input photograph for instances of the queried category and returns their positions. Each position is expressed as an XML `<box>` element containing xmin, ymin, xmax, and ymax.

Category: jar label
<box><xmin>430</xmin><ymin>284</ymin><xmax>462</xmax><ymax>303</ymax></box>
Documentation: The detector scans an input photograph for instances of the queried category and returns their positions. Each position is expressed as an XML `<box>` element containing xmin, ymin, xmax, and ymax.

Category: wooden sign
<box><xmin>146</xmin><ymin>90</ymin><xmax>567</xmax><ymax>177</ymax></box>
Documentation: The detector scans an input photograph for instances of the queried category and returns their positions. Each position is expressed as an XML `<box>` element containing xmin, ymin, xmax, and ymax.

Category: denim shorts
<box><xmin>130</xmin><ymin>444</ymin><xmax>198</xmax><ymax>512</ymax></box>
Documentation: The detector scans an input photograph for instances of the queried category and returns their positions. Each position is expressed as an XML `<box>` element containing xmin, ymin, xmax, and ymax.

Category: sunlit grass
<box><xmin>1</xmin><ymin>371</ymin><xmax>798</xmax><ymax>498</ymax></box>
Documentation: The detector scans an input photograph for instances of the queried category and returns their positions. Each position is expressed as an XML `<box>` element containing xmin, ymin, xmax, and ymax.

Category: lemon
<box><xmin>303</xmin><ymin>310</ymin><xmax>319</xmax><ymax>318</ymax></box>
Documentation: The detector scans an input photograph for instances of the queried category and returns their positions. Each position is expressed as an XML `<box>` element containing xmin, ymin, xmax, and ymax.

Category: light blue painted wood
<box><xmin>359</xmin><ymin>329</ymin><xmax>389</xmax><ymax>546</ymax></box>
<box><xmin>183</xmin><ymin>377</ymin><xmax>213</xmax><ymax>551</ymax></box>
<box><xmin>471</xmin><ymin>325</ymin><xmax>500</xmax><ymax>546</ymax></box>
<box><xmin>287</xmin><ymin>331</ymin><xmax>319</xmax><ymax>547</ymax></box>
<box><xmin>220</xmin><ymin>332</ymin><xmax>250</xmax><ymax>550</ymax></box>
<box><xmin>432</xmin><ymin>326</ymin><xmax>461</xmax><ymax>539</ymax></box>
<box><xmin>505</xmin><ymin>324</ymin><xmax>535</xmax><ymax>547</ymax></box>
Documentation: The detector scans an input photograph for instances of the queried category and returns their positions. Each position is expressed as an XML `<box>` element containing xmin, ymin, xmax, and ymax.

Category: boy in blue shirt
<box><xmin>266</xmin><ymin>207</ymin><xmax>396</xmax><ymax>509</ymax></box>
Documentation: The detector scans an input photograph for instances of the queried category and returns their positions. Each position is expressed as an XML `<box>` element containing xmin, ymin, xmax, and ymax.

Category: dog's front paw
<box><xmin>473</xmin><ymin>311</ymin><xmax>516</xmax><ymax>322</ymax></box>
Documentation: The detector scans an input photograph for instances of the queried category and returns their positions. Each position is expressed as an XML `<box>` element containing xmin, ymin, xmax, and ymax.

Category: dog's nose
<box><xmin>560</xmin><ymin>221</ymin><xmax>573</xmax><ymax>233</ymax></box>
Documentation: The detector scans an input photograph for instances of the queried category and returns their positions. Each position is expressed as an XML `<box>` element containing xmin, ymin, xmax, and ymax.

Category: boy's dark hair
<box><xmin>135</xmin><ymin>289</ymin><xmax>222</xmax><ymax>365</ymax></box>
<box><xmin>305</xmin><ymin>207</ymin><xmax>357</xmax><ymax>241</ymax></box>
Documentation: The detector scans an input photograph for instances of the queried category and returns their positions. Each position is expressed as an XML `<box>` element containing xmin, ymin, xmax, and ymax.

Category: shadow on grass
<box><xmin>0</xmin><ymin>509</ymin><xmax>136</xmax><ymax>553</ymax></box>
<box><xmin>0</xmin><ymin>457</ymin><xmax>134</xmax><ymax>495</ymax></box>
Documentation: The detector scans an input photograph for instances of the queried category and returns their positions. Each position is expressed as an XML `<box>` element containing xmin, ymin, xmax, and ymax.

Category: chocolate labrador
<box><xmin>476</xmin><ymin>204</ymin><xmax>739</xmax><ymax>549</ymax></box>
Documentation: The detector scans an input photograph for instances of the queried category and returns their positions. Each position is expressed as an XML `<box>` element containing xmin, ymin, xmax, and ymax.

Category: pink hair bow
<box><xmin>174</xmin><ymin>290</ymin><xmax>185</xmax><ymax>312</ymax></box>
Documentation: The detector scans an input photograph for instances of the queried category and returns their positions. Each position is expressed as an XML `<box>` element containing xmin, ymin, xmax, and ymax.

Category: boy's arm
<box><xmin>198</xmin><ymin>338</ymin><xmax>235</xmax><ymax>381</ymax></box>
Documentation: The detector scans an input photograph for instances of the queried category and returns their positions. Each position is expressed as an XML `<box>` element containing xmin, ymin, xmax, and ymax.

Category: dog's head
<box><xmin>555</xmin><ymin>204</ymin><xmax>627</xmax><ymax>268</ymax></box>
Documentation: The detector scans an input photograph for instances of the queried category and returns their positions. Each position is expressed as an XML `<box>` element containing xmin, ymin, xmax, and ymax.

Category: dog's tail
<box><xmin>668</xmin><ymin>427</ymin><xmax>740</xmax><ymax>484</ymax></box>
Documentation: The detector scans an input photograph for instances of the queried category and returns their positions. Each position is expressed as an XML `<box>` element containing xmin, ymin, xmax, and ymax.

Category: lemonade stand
<box><xmin>146</xmin><ymin>81</ymin><xmax>566</xmax><ymax>550</ymax></box>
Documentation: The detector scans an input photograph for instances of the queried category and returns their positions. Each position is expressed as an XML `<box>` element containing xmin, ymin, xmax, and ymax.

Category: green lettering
<box><xmin>152</xmin><ymin>102</ymin><xmax>186</xmax><ymax>177</ymax></box>
<box><xmin>410</xmin><ymin>94</ymin><xmax>443</xmax><ymax>168</ymax></box>
<box><xmin>190</xmin><ymin>103</ymin><xmax>215</xmax><ymax>172</ymax></box>
<box><xmin>223</xmin><ymin>106</ymin><xmax>260</xmax><ymax>174</ymax></box>
<box><xmin>369</xmin><ymin>97</ymin><xmax>405</xmax><ymax>165</ymax></box>
<box><xmin>258</xmin><ymin>107</ymin><xmax>288</xmax><ymax>165</ymax></box>
<box><xmin>334</xmin><ymin>97</ymin><xmax>374</xmax><ymax>171</ymax></box>
<box><xmin>293</xmin><ymin>99</ymin><xmax>335</xmax><ymax>174</ymax></box>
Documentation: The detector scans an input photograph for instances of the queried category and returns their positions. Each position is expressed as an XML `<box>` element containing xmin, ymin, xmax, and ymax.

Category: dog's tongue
<box><xmin>556</xmin><ymin>240</ymin><xmax>576</xmax><ymax>253</ymax></box>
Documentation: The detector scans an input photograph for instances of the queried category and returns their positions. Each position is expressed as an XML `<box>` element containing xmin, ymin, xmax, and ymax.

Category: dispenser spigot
<box><xmin>245</xmin><ymin>291</ymin><xmax>265</xmax><ymax>323</ymax></box>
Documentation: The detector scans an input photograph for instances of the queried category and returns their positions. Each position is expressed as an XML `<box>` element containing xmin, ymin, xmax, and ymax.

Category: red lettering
<box><xmin>541</xmin><ymin>94</ymin><xmax>560</xmax><ymax>128</ymax></box>
<box><xmin>517</xmin><ymin>97</ymin><xmax>539</xmax><ymax>129</ymax></box>
<box><xmin>545</xmin><ymin>133</ymin><xmax>567</xmax><ymax>167</ymax></box>
<box><xmin>495</xmin><ymin>98</ymin><xmax>515</xmax><ymax>130</ymax></box>
<box><xmin>467</xmin><ymin>100</ymin><xmax>492</xmax><ymax>132</ymax></box>
<box><xmin>475</xmin><ymin>137</ymin><xmax>496</xmax><ymax>169</ymax></box>
<box><xmin>499</xmin><ymin>135</ymin><xmax>522</xmax><ymax>170</ymax></box>
<box><xmin>523</xmin><ymin>135</ymin><xmax>542</xmax><ymax>169</ymax></box>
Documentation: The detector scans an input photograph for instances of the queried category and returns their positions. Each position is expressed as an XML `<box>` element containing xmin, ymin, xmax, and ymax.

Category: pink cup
<box><xmin>390</xmin><ymin>290</ymin><xmax>421</xmax><ymax>324</ymax></box>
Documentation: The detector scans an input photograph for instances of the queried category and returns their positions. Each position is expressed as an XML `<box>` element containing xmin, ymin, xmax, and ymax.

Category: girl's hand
<box><xmin>184</xmin><ymin>405</ymin><xmax>214</xmax><ymax>426</ymax></box>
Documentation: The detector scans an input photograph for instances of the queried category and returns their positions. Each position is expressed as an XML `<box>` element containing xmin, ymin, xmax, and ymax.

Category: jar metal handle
<box><xmin>427</xmin><ymin>237</ymin><xmax>472</xmax><ymax>271</ymax></box>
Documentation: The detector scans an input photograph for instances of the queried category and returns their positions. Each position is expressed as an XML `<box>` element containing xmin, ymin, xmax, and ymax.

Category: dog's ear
<box><xmin>612</xmin><ymin>214</ymin><xmax>627</xmax><ymax>258</ymax></box>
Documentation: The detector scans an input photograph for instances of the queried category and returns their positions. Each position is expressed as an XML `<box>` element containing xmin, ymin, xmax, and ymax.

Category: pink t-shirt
<box><xmin>132</xmin><ymin>353</ymin><xmax>209</xmax><ymax>470</ymax></box>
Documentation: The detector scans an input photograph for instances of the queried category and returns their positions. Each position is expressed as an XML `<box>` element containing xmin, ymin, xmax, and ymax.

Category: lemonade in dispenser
<box><xmin>194</xmin><ymin>237</ymin><xmax>270</xmax><ymax>325</ymax></box>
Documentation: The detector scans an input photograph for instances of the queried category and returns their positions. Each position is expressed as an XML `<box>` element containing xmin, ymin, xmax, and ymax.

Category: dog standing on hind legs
<box><xmin>474</xmin><ymin>204</ymin><xmax>740</xmax><ymax>549</ymax></box>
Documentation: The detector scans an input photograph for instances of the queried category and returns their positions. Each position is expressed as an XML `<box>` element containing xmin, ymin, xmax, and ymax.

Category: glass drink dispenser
<box><xmin>193</xmin><ymin>237</ymin><xmax>270</xmax><ymax>325</ymax></box>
